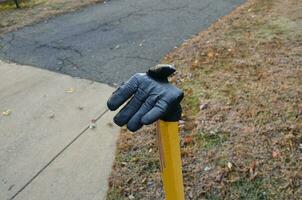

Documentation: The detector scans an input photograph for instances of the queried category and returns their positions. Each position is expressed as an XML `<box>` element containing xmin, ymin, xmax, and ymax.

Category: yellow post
<box><xmin>156</xmin><ymin>120</ymin><xmax>185</xmax><ymax>200</ymax></box>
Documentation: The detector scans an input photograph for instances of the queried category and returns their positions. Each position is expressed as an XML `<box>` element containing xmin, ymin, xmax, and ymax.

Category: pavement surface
<box><xmin>0</xmin><ymin>0</ymin><xmax>245</xmax><ymax>85</ymax></box>
<box><xmin>0</xmin><ymin>60</ymin><xmax>119</xmax><ymax>200</ymax></box>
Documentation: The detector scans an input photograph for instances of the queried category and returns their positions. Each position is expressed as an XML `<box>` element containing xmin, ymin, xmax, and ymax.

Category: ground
<box><xmin>107</xmin><ymin>0</ymin><xmax>302</xmax><ymax>199</ymax></box>
<box><xmin>0</xmin><ymin>0</ymin><xmax>103</xmax><ymax>34</ymax></box>
<box><xmin>0</xmin><ymin>1</ymin><xmax>249</xmax><ymax>200</ymax></box>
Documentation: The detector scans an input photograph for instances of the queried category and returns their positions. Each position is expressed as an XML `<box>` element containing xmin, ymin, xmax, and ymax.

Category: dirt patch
<box><xmin>0</xmin><ymin>0</ymin><xmax>104</xmax><ymax>34</ymax></box>
<box><xmin>107</xmin><ymin>0</ymin><xmax>302</xmax><ymax>199</ymax></box>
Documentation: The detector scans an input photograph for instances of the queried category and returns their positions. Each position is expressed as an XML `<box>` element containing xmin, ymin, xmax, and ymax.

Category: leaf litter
<box><xmin>107</xmin><ymin>0</ymin><xmax>302</xmax><ymax>199</ymax></box>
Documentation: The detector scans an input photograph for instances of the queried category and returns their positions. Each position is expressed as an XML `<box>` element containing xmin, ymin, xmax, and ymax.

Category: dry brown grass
<box><xmin>0</xmin><ymin>0</ymin><xmax>103</xmax><ymax>34</ymax></box>
<box><xmin>107</xmin><ymin>0</ymin><xmax>302</xmax><ymax>199</ymax></box>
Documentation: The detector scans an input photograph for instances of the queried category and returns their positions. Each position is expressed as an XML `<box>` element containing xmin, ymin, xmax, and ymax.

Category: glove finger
<box><xmin>107</xmin><ymin>75</ymin><xmax>139</xmax><ymax>111</ymax></box>
<box><xmin>141</xmin><ymin>99</ymin><xmax>168</xmax><ymax>125</ymax></box>
<box><xmin>127</xmin><ymin>96</ymin><xmax>157</xmax><ymax>132</ymax></box>
<box><xmin>113</xmin><ymin>89</ymin><xmax>148</xmax><ymax>126</ymax></box>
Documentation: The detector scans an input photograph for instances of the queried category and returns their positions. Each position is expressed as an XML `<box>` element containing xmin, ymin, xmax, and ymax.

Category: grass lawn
<box><xmin>107</xmin><ymin>0</ymin><xmax>302</xmax><ymax>199</ymax></box>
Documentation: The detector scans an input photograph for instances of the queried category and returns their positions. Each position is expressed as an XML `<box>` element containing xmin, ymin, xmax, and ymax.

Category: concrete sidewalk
<box><xmin>0</xmin><ymin>60</ymin><xmax>119</xmax><ymax>200</ymax></box>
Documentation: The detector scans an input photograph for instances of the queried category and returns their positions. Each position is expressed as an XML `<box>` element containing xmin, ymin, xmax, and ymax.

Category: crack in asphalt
<box><xmin>46</xmin><ymin>9</ymin><xmax>147</xmax><ymax>43</ymax></box>
<box><xmin>122</xmin><ymin>55</ymin><xmax>158</xmax><ymax>63</ymax></box>
<box><xmin>0</xmin><ymin>0</ymin><xmax>246</xmax><ymax>85</ymax></box>
<box><xmin>35</xmin><ymin>42</ymin><xmax>84</xmax><ymax>57</ymax></box>
<box><xmin>0</xmin><ymin>2</ymin><xmax>216</xmax><ymax>57</ymax></box>
<box><xmin>6</xmin><ymin>33</ymin><xmax>15</xmax><ymax>46</ymax></box>
<box><xmin>0</xmin><ymin>4</ymin><xmax>199</xmax><ymax>53</ymax></box>
<box><xmin>147</xmin><ymin>4</ymin><xmax>189</xmax><ymax>13</ymax></box>
<box><xmin>56</xmin><ymin>56</ymin><xmax>93</xmax><ymax>75</ymax></box>
<box><xmin>0</xmin><ymin>34</ymin><xmax>14</xmax><ymax>58</ymax></box>
<box><xmin>57</xmin><ymin>57</ymin><xmax>75</xmax><ymax>71</ymax></box>
<box><xmin>185</xmin><ymin>2</ymin><xmax>212</xmax><ymax>15</ymax></box>
<box><xmin>0</xmin><ymin>3</ymin><xmax>205</xmax><ymax>63</ymax></box>
<box><xmin>99</xmin><ymin>54</ymin><xmax>157</xmax><ymax>71</ymax></box>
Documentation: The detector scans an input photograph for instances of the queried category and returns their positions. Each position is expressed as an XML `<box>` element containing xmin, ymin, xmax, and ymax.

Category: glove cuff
<box><xmin>147</xmin><ymin>64</ymin><xmax>176</xmax><ymax>81</ymax></box>
<box><xmin>160</xmin><ymin>103</ymin><xmax>182</xmax><ymax>122</ymax></box>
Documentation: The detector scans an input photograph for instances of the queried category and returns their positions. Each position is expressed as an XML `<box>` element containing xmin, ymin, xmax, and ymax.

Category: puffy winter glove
<box><xmin>107</xmin><ymin>65</ymin><xmax>183</xmax><ymax>132</ymax></box>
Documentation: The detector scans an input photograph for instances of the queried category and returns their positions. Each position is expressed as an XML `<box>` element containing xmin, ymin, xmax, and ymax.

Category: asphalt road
<box><xmin>0</xmin><ymin>0</ymin><xmax>245</xmax><ymax>84</ymax></box>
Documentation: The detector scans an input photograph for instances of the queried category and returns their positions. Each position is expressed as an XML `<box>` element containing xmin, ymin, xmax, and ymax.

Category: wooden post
<box><xmin>157</xmin><ymin>120</ymin><xmax>185</xmax><ymax>200</ymax></box>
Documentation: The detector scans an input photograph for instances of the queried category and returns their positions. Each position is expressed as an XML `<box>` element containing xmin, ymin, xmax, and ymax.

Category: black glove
<box><xmin>107</xmin><ymin>65</ymin><xmax>183</xmax><ymax>132</ymax></box>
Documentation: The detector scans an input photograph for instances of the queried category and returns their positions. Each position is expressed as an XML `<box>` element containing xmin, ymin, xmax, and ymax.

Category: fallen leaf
<box><xmin>89</xmin><ymin>124</ymin><xmax>96</xmax><ymax>129</ymax></box>
<box><xmin>184</xmin><ymin>135</ymin><xmax>193</xmax><ymax>145</ymax></box>
<box><xmin>298</xmin><ymin>104</ymin><xmax>302</xmax><ymax>115</ymax></box>
<box><xmin>191</xmin><ymin>60</ymin><xmax>200</xmax><ymax>70</ymax></box>
<box><xmin>227</xmin><ymin>162</ymin><xmax>233</xmax><ymax>170</ymax></box>
<box><xmin>89</xmin><ymin>120</ymin><xmax>96</xmax><ymax>129</ymax></box>
<box><xmin>185</xmin><ymin>88</ymin><xmax>193</xmax><ymax>95</ymax></box>
<box><xmin>141</xmin><ymin>177</ymin><xmax>147</xmax><ymax>183</ymax></box>
<box><xmin>66</xmin><ymin>88</ymin><xmax>75</xmax><ymax>93</ymax></box>
<box><xmin>250</xmin><ymin>172</ymin><xmax>258</xmax><ymax>180</ymax></box>
<box><xmin>2</xmin><ymin>109</ymin><xmax>11</xmax><ymax>116</ymax></box>
<box><xmin>126</xmin><ymin>177</ymin><xmax>133</xmax><ymax>184</ymax></box>
<box><xmin>200</xmin><ymin>103</ymin><xmax>208</xmax><ymax>110</ymax></box>
<box><xmin>204</xmin><ymin>166</ymin><xmax>211</xmax><ymax>171</ymax></box>
<box><xmin>207</xmin><ymin>51</ymin><xmax>214</xmax><ymax>58</ymax></box>
<box><xmin>179</xmin><ymin>120</ymin><xmax>185</xmax><ymax>128</ymax></box>
<box><xmin>48</xmin><ymin>114</ymin><xmax>55</xmax><ymax>119</ymax></box>
<box><xmin>77</xmin><ymin>106</ymin><xmax>84</xmax><ymax>110</ymax></box>
<box><xmin>250</xmin><ymin>160</ymin><xmax>257</xmax><ymax>173</ymax></box>
<box><xmin>227</xmin><ymin>48</ymin><xmax>235</xmax><ymax>54</ymax></box>
<box><xmin>215</xmin><ymin>173</ymin><xmax>224</xmax><ymax>182</ymax></box>
<box><xmin>272</xmin><ymin>150</ymin><xmax>280</xmax><ymax>158</ymax></box>
<box><xmin>107</xmin><ymin>122</ymin><xmax>114</xmax><ymax>127</ymax></box>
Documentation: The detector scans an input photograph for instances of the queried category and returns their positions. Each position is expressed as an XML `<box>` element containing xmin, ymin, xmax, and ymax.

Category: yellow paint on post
<box><xmin>157</xmin><ymin>120</ymin><xmax>185</xmax><ymax>200</ymax></box>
